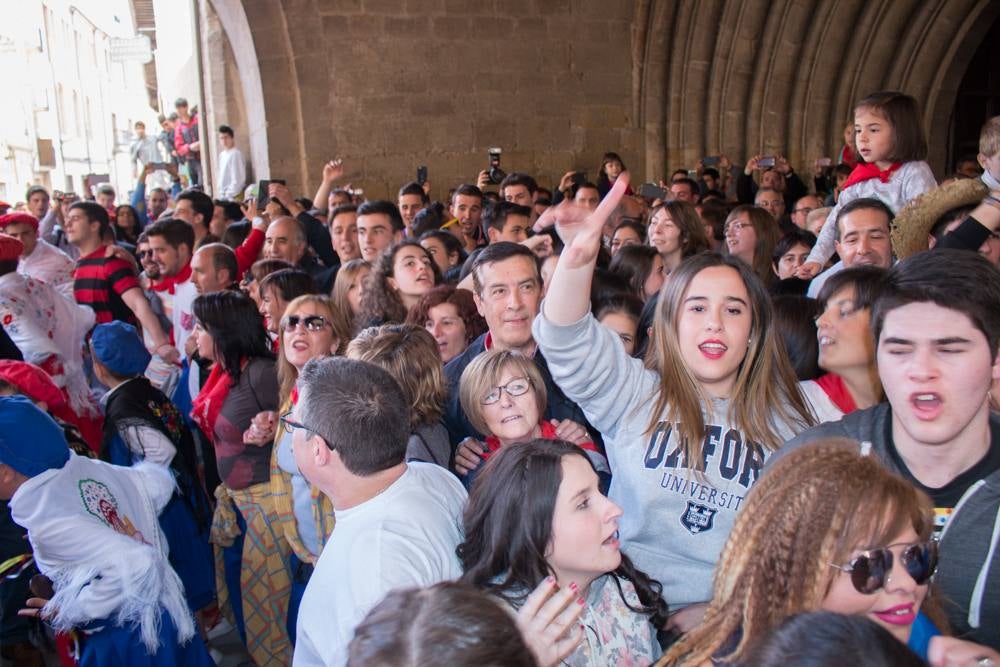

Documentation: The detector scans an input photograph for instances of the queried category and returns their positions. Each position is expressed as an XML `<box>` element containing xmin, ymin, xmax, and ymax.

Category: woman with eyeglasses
<box><xmin>262</xmin><ymin>294</ymin><xmax>352</xmax><ymax>640</ymax></box>
<box><xmin>189</xmin><ymin>290</ymin><xmax>292</xmax><ymax>665</ymax></box>
<box><xmin>723</xmin><ymin>205</ymin><xmax>781</xmax><ymax>287</ymax></box>
<box><xmin>659</xmin><ymin>439</ymin><xmax>943</xmax><ymax>665</ymax></box>
<box><xmin>458</xmin><ymin>349</ymin><xmax>607</xmax><ymax>489</ymax></box>
<box><xmin>647</xmin><ymin>201</ymin><xmax>710</xmax><ymax>273</ymax></box>
<box><xmin>800</xmin><ymin>266</ymin><xmax>887</xmax><ymax>419</ymax></box>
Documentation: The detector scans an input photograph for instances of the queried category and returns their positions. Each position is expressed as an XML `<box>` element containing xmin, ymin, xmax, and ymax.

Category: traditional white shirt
<box><xmin>19</xmin><ymin>239</ymin><xmax>75</xmax><ymax>299</ymax></box>
<box><xmin>0</xmin><ymin>272</ymin><xmax>94</xmax><ymax>413</ymax></box>
<box><xmin>9</xmin><ymin>455</ymin><xmax>193</xmax><ymax>653</ymax></box>
<box><xmin>217</xmin><ymin>147</ymin><xmax>246</xmax><ymax>200</ymax></box>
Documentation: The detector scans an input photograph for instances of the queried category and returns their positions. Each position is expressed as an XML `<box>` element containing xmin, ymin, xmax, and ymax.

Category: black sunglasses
<box><xmin>830</xmin><ymin>541</ymin><xmax>938</xmax><ymax>594</ymax></box>
<box><xmin>280</xmin><ymin>314</ymin><xmax>330</xmax><ymax>332</ymax></box>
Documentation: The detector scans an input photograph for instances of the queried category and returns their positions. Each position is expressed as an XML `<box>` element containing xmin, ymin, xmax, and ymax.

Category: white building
<box><xmin>0</xmin><ymin>1</ymin><xmax>160</xmax><ymax>206</ymax></box>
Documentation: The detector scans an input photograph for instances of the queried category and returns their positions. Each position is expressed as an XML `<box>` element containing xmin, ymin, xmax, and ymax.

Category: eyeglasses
<box><xmin>829</xmin><ymin>541</ymin><xmax>938</xmax><ymax>594</ymax></box>
<box><xmin>280</xmin><ymin>314</ymin><xmax>331</xmax><ymax>332</ymax></box>
<box><xmin>482</xmin><ymin>377</ymin><xmax>532</xmax><ymax>405</ymax></box>
<box><xmin>138</xmin><ymin>249</ymin><xmax>154</xmax><ymax>259</ymax></box>
<box><xmin>725</xmin><ymin>221</ymin><xmax>752</xmax><ymax>234</ymax></box>
<box><xmin>279</xmin><ymin>410</ymin><xmax>319</xmax><ymax>437</ymax></box>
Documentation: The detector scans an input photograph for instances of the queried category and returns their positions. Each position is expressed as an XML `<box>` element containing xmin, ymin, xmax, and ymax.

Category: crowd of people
<box><xmin>0</xmin><ymin>90</ymin><xmax>998</xmax><ymax>667</ymax></box>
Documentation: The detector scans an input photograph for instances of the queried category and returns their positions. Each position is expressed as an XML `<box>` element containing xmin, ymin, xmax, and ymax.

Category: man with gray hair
<box><xmin>288</xmin><ymin>356</ymin><xmax>466</xmax><ymax>667</ymax></box>
<box><xmin>265</xmin><ymin>216</ymin><xmax>336</xmax><ymax>292</ymax></box>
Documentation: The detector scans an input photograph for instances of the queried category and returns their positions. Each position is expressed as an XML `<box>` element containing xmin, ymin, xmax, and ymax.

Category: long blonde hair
<box><xmin>276</xmin><ymin>294</ymin><xmax>352</xmax><ymax>405</ymax></box>
<box><xmin>661</xmin><ymin>438</ymin><xmax>936</xmax><ymax>666</ymax></box>
<box><xmin>644</xmin><ymin>253</ymin><xmax>813</xmax><ymax>460</ymax></box>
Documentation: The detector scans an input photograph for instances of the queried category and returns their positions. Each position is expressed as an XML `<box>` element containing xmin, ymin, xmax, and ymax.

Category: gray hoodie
<box><xmin>783</xmin><ymin>404</ymin><xmax>1000</xmax><ymax>648</ymax></box>
<box><xmin>534</xmin><ymin>312</ymin><xmax>805</xmax><ymax>608</ymax></box>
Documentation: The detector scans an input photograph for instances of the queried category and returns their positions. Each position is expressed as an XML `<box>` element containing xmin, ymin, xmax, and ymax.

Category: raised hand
<box><xmin>322</xmin><ymin>159</ymin><xmax>344</xmax><ymax>184</ymax></box>
<box><xmin>537</xmin><ymin>172</ymin><xmax>629</xmax><ymax>270</ymax></box>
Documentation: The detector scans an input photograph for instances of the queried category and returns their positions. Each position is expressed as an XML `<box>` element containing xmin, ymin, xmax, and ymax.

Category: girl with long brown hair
<box><xmin>534</xmin><ymin>174</ymin><xmax>816</xmax><ymax>632</ymax></box>
<box><xmin>723</xmin><ymin>205</ymin><xmax>781</xmax><ymax>287</ymax></box>
<box><xmin>661</xmin><ymin>439</ymin><xmax>941</xmax><ymax>665</ymax></box>
<box><xmin>357</xmin><ymin>241</ymin><xmax>441</xmax><ymax>327</ymax></box>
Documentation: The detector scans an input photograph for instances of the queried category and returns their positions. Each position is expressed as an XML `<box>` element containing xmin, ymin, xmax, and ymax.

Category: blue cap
<box><xmin>0</xmin><ymin>396</ymin><xmax>69</xmax><ymax>477</ymax></box>
<box><xmin>90</xmin><ymin>321</ymin><xmax>152</xmax><ymax>377</ymax></box>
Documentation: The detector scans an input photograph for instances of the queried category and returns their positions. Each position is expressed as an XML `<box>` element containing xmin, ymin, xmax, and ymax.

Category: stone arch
<box><xmin>641</xmin><ymin>0</ymin><xmax>1000</xmax><ymax>178</ymax></box>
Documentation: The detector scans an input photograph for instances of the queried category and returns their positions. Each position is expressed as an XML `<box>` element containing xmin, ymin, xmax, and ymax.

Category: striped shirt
<box><xmin>73</xmin><ymin>247</ymin><xmax>140</xmax><ymax>324</ymax></box>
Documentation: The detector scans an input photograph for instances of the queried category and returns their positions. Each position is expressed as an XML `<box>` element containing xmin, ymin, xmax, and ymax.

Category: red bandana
<box><xmin>149</xmin><ymin>262</ymin><xmax>193</xmax><ymax>294</ymax></box>
<box><xmin>841</xmin><ymin>161</ymin><xmax>903</xmax><ymax>191</ymax></box>
<box><xmin>815</xmin><ymin>373</ymin><xmax>858</xmax><ymax>414</ymax></box>
<box><xmin>482</xmin><ymin>420</ymin><xmax>599</xmax><ymax>460</ymax></box>
<box><xmin>190</xmin><ymin>362</ymin><xmax>234</xmax><ymax>444</ymax></box>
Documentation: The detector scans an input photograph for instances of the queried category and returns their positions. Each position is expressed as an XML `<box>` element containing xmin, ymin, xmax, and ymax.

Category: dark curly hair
<box><xmin>358</xmin><ymin>240</ymin><xmax>442</xmax><ymax>327</ymax></box>
<box><xmin>459</xmin><ymin>439</ymin><xmax>669</xmax><ymax>629</ymax></box>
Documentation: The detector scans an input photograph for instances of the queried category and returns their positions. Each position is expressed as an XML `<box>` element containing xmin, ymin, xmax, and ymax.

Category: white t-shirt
<box><xmin>293</xmin><ymin>462</ymin><xmax>467</xmax><ymax>667</ymax></box>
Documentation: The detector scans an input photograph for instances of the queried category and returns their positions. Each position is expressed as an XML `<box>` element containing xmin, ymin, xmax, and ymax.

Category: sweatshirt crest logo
<box><xmin>680</xmin><ymin>501</ymin><xmax>717</xmax><ymax>534</ymax></box>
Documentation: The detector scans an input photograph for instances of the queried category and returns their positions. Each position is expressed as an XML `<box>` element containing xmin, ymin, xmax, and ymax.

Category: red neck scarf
<box><xmin>482</xmin><ymin>420</ymin><xmax>599</xmax><ymax>460</ymax></box>
<box><xmin>815</xmin><ymin>373</ymin><xmax>858</xmax><ymax>414</ymax></box>
<box><xmin>841</xmin><ymin>161</ymin><xmax>903</xmax><ymax>191</ymax></box>
<box><xmin>190</xmin><ymin>362</ymin><xmax>234</xmax><ymax>443</ymax></box>
<box><xmin>149</xmin><ymin>262</ymin><xmax>192</xmax><ymax>294</ymax></box>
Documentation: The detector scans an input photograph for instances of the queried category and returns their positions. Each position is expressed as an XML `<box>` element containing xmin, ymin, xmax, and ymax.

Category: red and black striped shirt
<box><xmin>73</xmin><ymin>247</ymin><xmax>140</xmax><ymax>325</ymax></box>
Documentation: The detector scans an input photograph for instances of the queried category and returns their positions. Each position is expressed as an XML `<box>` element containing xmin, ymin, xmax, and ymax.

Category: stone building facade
<box><xmin>191</xmin><ymin>0</ymin><xmax>1000</xmax><ymax>200</ymax></box>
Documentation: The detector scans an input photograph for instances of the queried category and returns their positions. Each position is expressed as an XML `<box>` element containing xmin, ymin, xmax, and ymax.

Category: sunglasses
<box><xmin>280</xmin><ymin>314</ymin><xmax>330</xmax><ymax>332</ymax></box>
<box><xmin>830</xmin><ymin>541</ymin><xmax>938</xmax><ymax>594</ymax></box>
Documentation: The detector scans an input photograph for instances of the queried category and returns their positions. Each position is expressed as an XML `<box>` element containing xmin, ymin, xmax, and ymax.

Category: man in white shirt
<box><xmin>0</xmin><ymin>212</ymin><xmax>75</xmax><ymax>298</ymax></box>
<box><xmin>216</xmin><ymin>125</ymin><xmax>246</xmax><ymax>200</ymax></box>
<box><xmin>288</xmin><ymin>357</ymin><xmax>466</xmax><ymax>667</ymax></box>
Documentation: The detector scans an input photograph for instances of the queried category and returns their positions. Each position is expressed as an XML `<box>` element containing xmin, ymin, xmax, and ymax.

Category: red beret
<box><xmin>0</xmin><ymin>212</ymin><xmax>39</xmax><ymax>231</ymax></box>
<box><xmin>0</xmin><ymin>233</ymin><xmax>23</xmax><ymax>261</ymax></box>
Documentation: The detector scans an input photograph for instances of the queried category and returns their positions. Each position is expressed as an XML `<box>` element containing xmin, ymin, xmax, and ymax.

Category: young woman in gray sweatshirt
<box><xmin>533</xmin><ymin>175</ymin><xmax>817</xmax><ymax>629</ymax></box>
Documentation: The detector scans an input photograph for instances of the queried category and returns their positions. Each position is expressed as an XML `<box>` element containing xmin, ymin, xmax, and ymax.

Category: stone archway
<box><xmin>638</xmin><ymin>0</ymin><xmax>1000</xmax><ymax>179</ymax></box>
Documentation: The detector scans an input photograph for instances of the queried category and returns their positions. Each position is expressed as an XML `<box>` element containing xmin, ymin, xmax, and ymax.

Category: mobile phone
<box><xmin>816</xmin><ymin>157</ymin><xmax>832</xmax><ymax>167</ymax></box>
<box><xmin>638</xmin><ymin>182</ymin><xmax>668</xmax><ymax>201</ymax></box>
<box><xmin>149</xmin><ymin>162</ymin><xmax>170</xmax><ymax>171</ymax></box>
<box><xmin>758</xmin><ymin>156</ymin><xmax>776</xmax><ymax>169</ymax></box>
<box><xmin>570</xmin><ymin>171</ymin><xmax>586</xmax><ymax>187</ymax></box>
<box><xmin>702</xmin><ymin>156</ymin><xmax>720</xmax><ymax>166</ymax></box>
<box><xmin>417</xmin><ymin>166</ymin><xmax>428</xmax><ymax>186</ymax></box>
<box><xmin>258</xmin><ymin>179</ymin><xmax>284</xmax><ymax>203</ymax></box>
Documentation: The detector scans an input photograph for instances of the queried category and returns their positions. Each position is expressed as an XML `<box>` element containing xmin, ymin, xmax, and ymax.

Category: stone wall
<box><xmin>202</xmin><ymin>0</ymin><xmax>1000</xmax><ymax>200</ymax></box>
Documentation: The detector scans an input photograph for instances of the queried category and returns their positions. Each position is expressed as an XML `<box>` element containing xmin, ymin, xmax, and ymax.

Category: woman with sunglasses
<box><xmin>189</xmin><ymin>290</ymin><xmax>292</xmax><ymax>665</ymax></box>
<box><xmin>458</xmin><ymin>349</ymin><xmax>607</xmax><ymax>489</ymax></box>
<box><xmin>535</xmin><ymin>174</ymin><xmax>817</xmax><ymax>633</ymax></box>
<box><xmin>262</xmin><ymin>294</ymin><xmax>352</xmax><ymax>640</ymax></box>
<box><xmin>660</xmin><ymin>438</ymin><xmax>942</xmax><ymax>665</ymax></box>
